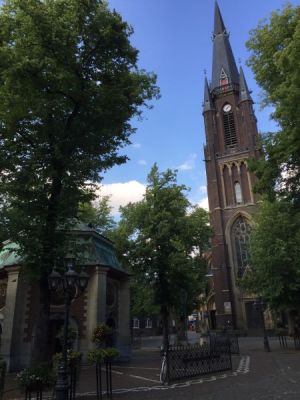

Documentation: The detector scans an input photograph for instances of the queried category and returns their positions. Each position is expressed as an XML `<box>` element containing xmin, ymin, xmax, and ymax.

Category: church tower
<box><xmin>203</xmin><ymin>2</ymin><xmax>261</xmax><ymax>330</ymax></box>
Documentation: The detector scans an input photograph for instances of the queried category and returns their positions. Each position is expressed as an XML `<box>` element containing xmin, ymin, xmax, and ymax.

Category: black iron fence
<box><xmin>161</xmin><ymin>338</ymin><xmax>232</xmax><ymax>384</ymax></box>
<box><xmin>278</xmin><ymin>335</ymin><xmax>300</xmax><ymax>350</ymax></box>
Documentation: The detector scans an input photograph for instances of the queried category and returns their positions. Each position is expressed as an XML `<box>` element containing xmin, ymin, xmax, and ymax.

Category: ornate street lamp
<box><xmin>253</xmin><ymin>298</ymin><xmax>271</xmax><ymax>352</ymax></box>
<box><xmin>48</xmin><ymin>259</ymin><xmax>89</xmax><ymax>400</ymax></box>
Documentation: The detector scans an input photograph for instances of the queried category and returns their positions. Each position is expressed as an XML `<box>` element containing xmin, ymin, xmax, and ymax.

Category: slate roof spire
<box><xmin>239</xmin><ymin>66</ymin><xmax>252</xmax><ymax>103</ymax></box>
<box><xmin>203</xmin><ymin>77</ymin><xmax>214</xmax><ymax>112</ymax></box>
<box><xmin>214</xmin><ymin>0</ymin><xmax>226</xmax><ymax>35</ymax></box>
<box><xmin>211</xmin><ymin>2</ymin><xmax>239</xmax><ymax>91</ymax></box>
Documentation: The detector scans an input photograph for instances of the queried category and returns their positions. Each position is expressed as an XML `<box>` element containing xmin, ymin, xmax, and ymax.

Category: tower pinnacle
<box><xmin>239</xmin><ymin>66</ymin><xmax>253</xmax><ymax>103</ymax></box>
<box><xmin>203</xmin><ymin>77</ymin><xmax>214</xmax><ymax>113</ymax></box>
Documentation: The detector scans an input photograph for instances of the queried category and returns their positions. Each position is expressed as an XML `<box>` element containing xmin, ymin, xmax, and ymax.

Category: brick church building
<box><xmin>203</xmin><ymin>2</ymin><xmax>262</xmax><ymax>330</ymax></box>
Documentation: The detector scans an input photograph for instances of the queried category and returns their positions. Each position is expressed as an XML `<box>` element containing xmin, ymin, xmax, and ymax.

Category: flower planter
<box><xmin>88</xmin><ymin>348</ymin><xmax>119</xmax><ymax>400</ymax></box>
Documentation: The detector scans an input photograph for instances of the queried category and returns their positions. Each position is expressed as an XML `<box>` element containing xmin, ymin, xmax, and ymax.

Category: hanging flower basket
<box><xmin>92</xmin><ymin>324</ymin><xmax>113</xmax><ymax>347</ymax></box>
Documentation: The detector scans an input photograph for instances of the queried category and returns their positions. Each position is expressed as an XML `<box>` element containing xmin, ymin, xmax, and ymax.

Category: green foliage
<box><xmin>246</xmin><ymin>4</ymin><xmax>300</xmax><ymax>206</ymax></box>
<box><xmin>112</xmin><ymin>164</ymin><xmax>211</xmax><ymax>318</ymax></box>
<box><xmin>241</xmin><ymin>200</ymin><xmax>300</xmax><ymax>311</ymax></box>
<box><xmin>56</xmin><ymin>326</ymin><xmax>77</xmax><ymax>345</ymax></box>
<box><xmin>245</xmin><ymin>4</ymin><xmax>300</xmax><ymax>313</ymax></box>
<box><xmin>16</xmin><ymin>363</ymin><xmax>54</xmax><ymax>389</ymax></box>
<box><xmin>0</xmin><ymin>0</ymin><xmax>159</xmax><ymax>272</ymax></box>
<box><xmin>52</xmin><ymin>350</ymin><xmax>82</xmax><ymax>373</ymax></box>
<box><xmin>87</xmin><ymin>347</ymin><xmax>119</xmax><ymax>363</ymax></box>
<box><xmin>78</xmin><ymin>192</ymin><xmax>115</xmax><ymax>234</ymax></box>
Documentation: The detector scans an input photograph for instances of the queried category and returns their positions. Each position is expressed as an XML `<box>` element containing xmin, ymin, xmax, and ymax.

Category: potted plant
<box><xmin>88</xmin><ymin>347</ymin><xmax>119</xmax><ymax>399</ymax></box>
<box><xmin>88</xmin><ymin>348</ymin><xmax>119</xmax><ymax>364</ymax></box>
<box><xmin>92</xmin><ymin>324</ymin><xmax>113</xmax><ymax>348</ymax></box>
<box><xmin>16</xmin><ymin>363</ymin><xmax>54</xmax><ymax>395</ymax></box>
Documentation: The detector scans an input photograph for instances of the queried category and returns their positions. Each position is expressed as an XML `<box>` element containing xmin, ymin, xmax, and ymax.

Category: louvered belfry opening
<box><xmin>223</xmin><ymin>111</ymin><xmax>237</xmax><ymax>147</ymax></box>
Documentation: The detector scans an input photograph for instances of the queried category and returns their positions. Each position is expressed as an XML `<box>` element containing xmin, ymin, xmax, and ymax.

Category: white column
<box><xmin>86</xmin><ymin>266</ymin><xmax>108</xmax><ymax>349</ymax></box>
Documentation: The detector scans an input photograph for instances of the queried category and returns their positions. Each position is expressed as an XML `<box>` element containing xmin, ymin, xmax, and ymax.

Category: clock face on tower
<box><xmin>223</xmin><ymin>104</ymin><xmax>232</xmax><ymax>112</ymax></box>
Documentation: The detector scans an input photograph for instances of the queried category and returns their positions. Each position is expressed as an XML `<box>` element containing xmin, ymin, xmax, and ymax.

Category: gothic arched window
<box><xmin>234</xmin><ymin>182</ymin><xmax>243</xmax><ymax>204</ymax></box>
<box><xmin>232</xmin><ymin>216</ymin><xmax>251</xmax><ymax>278</ymax></box>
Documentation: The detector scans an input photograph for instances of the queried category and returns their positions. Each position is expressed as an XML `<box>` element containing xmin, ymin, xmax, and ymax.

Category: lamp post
<box><xmin>253</xmin><ymin>298</ymin><xmax>271</xmax><ymax>352</ymax></box>
<box><xmin>48</xmin><ymin>259</ymin><xmax>89</xmax><ymax>400</ymax></box>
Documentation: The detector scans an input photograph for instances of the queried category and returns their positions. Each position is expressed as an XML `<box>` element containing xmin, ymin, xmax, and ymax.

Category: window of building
<box><xmin>232</xmin><ymin>216</ymin><xmax>251</xmax><ymax>278</ymax></box>
<box><xmin>133</xmin><ymin>318</ymin><xmax>140</xmax><ymax>329</ymax></box>
<box><xmin>145</xmin><ymin>318</ymin><xmax>152</xmax><ymax>329</ymax></box>
<box><xmin>223</xmin><ymin>111</ymin><xmax>237</xmax><ymax>147</ymax></box>
<box><xmin>234</xmin><ymin>182</ymin><xmax>243</xmax><ymax>204</ymax></box>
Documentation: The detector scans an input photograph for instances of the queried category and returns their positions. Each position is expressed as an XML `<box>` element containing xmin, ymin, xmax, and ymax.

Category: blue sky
<box><xmin>101</xmin><ymin>0</ymin><xmax>300</xmax><ymax>214</ymax></box>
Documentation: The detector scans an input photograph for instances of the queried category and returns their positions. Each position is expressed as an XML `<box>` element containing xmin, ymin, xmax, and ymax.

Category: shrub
<box><xmin>16</xmin><ymin>363</ymin><xmax>54</xmax><ymax>390</ymax></box>
<box><xmin>87</xmin><ymin>348</ymin><xmax>119</xmax><ymax>364</ymax></box>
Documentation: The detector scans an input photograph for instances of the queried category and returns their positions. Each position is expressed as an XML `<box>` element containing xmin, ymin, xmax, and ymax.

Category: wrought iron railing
<box><xmin>161</xmin><ymin>339</ymin><xmax>232</xmax><ymax>384</ymax></box>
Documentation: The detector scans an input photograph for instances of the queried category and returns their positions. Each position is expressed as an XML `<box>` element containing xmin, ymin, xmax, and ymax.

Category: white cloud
<box><xmin>96</xmin><ymin>181</ymin><xmax>146</xmax><ymax>214</ymax></box>
<box><xmin>132</xmin><ymin>143</ymin><xmax>141</xmax><ymax>149</ymax></box>
<box><xmin>138</xmin><ymin>159</ymin><xmax>147</xmax><ymax>166</ymax></box>
<box><xmin>199</xmin><ymin>185</ymin><xmax>207</xmax><ymax>195</ymax></box>
<box><xmin>177</xmin><ymin>153</ymin><xmax>197</xmax><ymax>171</ymax></box>
<box><xmin>197</xmin><ymin>197</ymin><xmax>209</xmax><ymax>211</ymax></box>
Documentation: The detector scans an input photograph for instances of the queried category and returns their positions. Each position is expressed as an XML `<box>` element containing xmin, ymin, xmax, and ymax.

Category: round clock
<box><xmin>223</xmin><ymin>104</ymin><xmax>232</xmax><ymax>112</ymax></box>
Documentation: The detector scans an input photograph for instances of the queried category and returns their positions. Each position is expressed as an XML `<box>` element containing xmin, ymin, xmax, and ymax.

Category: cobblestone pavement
<box><xmin>4</xmin><ymin>335</ymin><xmax>300</xmax><ymax>400</ymax></box>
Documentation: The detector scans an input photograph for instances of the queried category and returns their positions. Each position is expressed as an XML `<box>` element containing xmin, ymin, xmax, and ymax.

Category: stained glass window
<box><xmin>232</xmin><ymin>216</ymin><xmax>251</xmax><ymax>278</ymax></box>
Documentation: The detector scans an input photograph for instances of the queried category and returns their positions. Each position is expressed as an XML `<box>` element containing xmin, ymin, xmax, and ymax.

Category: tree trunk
<box><xmin>161</xmin><ymin>306</ymin><xmax>169</xmax><ymax>351</ymax></box>
<box><xmin>287</xmin><ymin>310</ymin><xmax>296</xmax><ymax>336</ymax></box>
<box><xmin>31</xmin><ymin>273</ymin><xmax>51</xmax><ymax>364</ymax></box>
<box><xmin>31</xmin><ymin>172</ymin><xmax>63</xmax><ymax>364</ymax></box>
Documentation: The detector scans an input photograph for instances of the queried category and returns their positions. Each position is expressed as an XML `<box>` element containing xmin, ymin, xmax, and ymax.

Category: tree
<box><xmin>112</xmin><ymin>164</ymin><xmax>211</xmax><ymax>349</ymax></box>
<box><xmin>246</xmin><ymin>4</ymin><xmax>300</xmax><ymax>206</ymax></box>
<box><xmin>242</xmin><ymin>200</ymin><xmax>300</xmax><ymax>322</ymax></box>
<box><xmin>0</xmin><ymin>0</ymin><xmax>158</xmax><ymax>362</ymax></box>
<box><xmin>78</xmin><ymin>192</ymin><xmax>116</xmax><ymax>235</ymax></box>
<box><xmin>244</xmin><ymin>4</ymin><xmax>300</xmax><ymax>321</ymax></box>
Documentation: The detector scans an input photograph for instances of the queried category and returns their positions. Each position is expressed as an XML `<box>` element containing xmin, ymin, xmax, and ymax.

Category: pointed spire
<box><xmin>214</xmin><ymin>1</ymin><xmax>226</xmax><ymax>36</ymax></box>
<box><xmin>203</xmin><ymin>77</ymin><xmax>214</xmax><ymax>112</ymax></box>
<box><xmin>211</xmin><ymin>3</ymin><xmax>239</xmax><ymax>92</ymax></box>
<box><xmin>239</xmin><ymin>67</ymin><xmax>252</xmax><ymax>103</ymax></box>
